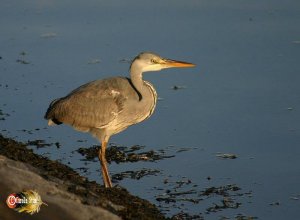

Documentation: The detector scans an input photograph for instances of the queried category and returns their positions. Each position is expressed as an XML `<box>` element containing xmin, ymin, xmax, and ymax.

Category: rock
<box><xmin>0</xmin><ymin>155</ymin><xmax>121</xmax><ymax>220</ymax></box>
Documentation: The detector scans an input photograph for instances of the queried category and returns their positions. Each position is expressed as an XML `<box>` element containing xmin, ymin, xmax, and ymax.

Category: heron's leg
<box><xmin>98</xmin><ymin>139</ymin><xmax>113</xmax><ymax>188</ymax></box>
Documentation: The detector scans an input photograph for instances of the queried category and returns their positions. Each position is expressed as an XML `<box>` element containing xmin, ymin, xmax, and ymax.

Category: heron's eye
<box><xmin>151</xmin><ymin>59</ymin><xmax>158</xmax><ymax>64</ymax></box>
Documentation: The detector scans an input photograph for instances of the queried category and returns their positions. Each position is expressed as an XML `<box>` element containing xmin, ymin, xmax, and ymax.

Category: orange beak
<box><xmin>164</xmin><ymin>59</ymin><xmax>196</xmax><ymax>68</ymax></box>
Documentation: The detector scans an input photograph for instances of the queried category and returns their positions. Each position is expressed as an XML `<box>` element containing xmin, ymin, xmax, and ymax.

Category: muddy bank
<box><xmin>0</xmin><ymin>134</ymin><xmax>166</xmax><ymax>220</ymax></box>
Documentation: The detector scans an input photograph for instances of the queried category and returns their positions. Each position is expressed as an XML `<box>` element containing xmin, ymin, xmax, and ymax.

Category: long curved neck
<box><xmin>130</xmin><ymin>65</ymin><xmax>146</xmax><ymax>100</ymax></box>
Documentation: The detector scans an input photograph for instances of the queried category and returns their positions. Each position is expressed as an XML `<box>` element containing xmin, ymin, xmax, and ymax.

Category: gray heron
<box><xmin>45</xmin><ymin>52</ymin><xmax>195</xmax><ymax>188</ymax></box>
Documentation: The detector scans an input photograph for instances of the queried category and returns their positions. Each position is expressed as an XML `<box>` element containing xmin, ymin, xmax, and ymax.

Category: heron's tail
<box><xmin>44</xmin><ymin>98</ymin><xmax>63</xmax><ymax>125</ymax></box>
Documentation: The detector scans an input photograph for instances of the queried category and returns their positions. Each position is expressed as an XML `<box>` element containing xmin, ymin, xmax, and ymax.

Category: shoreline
<box><xmin>0</xmin><ymin>133</ymin><xmax>166</xmax><ymax>220</ymax></box>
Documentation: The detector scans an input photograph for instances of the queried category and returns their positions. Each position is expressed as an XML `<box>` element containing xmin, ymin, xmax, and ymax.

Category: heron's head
<box><xmin>130</xmin><ymin>52</ymin><xmax>195</xmax><ymax>73</ymax></box>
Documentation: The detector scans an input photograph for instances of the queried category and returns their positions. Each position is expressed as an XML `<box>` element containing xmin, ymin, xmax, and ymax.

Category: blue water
<box><xmin>1</xmin><ymin>0</ymin><xmax>300</xmax><ymax>219</ymax></box>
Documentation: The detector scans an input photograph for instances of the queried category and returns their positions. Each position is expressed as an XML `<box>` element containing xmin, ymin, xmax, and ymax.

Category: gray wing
<box><xmin>45</xmin><ymin>77</ymin><xmax>130</xmax><ymax>131</ymax></box>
